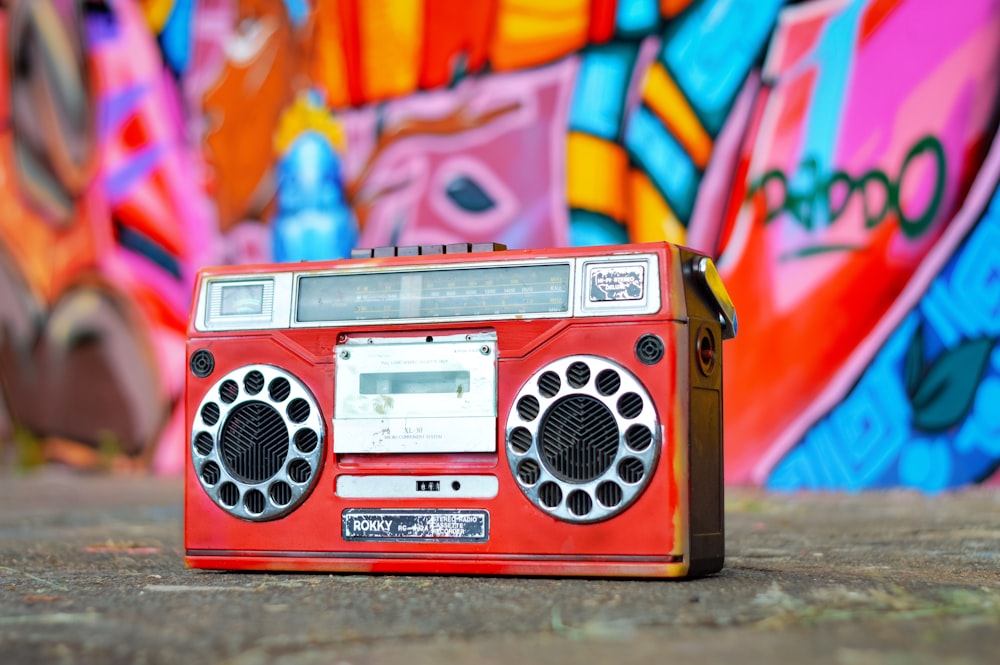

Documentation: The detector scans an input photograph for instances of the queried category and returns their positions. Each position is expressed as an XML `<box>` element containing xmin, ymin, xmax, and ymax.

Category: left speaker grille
<box><xmin>191</xmin><ymin>365</ymin><xmax>324</xmax><ymax>521</ymax></box>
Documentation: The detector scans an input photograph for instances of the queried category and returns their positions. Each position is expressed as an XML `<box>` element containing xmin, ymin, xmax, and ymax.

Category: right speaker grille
<box><xmin>506</xmin><ymin>356</ymin><xmax>660</xmax><ymax>523</ymax></box>
<box><xmin>539</xmin><ymin>395</ymin><xmax>619</xmax><ymax>483</ymax></box>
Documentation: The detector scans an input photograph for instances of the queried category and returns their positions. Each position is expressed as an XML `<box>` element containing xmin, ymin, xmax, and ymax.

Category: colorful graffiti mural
<box><xmin>0</xmin><ymin>0</ymin><xmax>997</xmax><ymax>490</ymax></box>
<box><xmin>0</xmin><ymin>0</ymin><xmax>214</xmax><ymax>473</ymax></box>
<box><xmin>716</xmin><ymin>0</ymin><xmax>1000</xmax><ymax>490</ymax></box>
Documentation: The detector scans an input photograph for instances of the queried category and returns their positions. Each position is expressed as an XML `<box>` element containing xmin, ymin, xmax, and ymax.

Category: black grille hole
<box><xmin>517</xmin><ymin>459</ymin><xmax>541</xmax><ymax>486</ymax></box>
<box><xmin>201</xmin><ymin>403</ymin><xmax>220</xmax><ymax>427</ymax></box>
<box><xmin>244</xmin><ymin>489</ymin><xmax>266</xmax><ymax>515</ymax></box>
<box><xmin>595</xmin><ymin>369</ymin><xmax>621</xmax><ymax>396</ymax></box>
<box><xmin>538</xmin><ymin>371</ymin><xmax>561</xmax><ymax>397</ymax></box>
<box><xmin>567</xmin><ymin>490</ymin><xmax>592</xmax><ymax>516</ymax></box>
<box><xmin>539</xmin><ymin>395</ymin><xmax>619</xmax><ymax>482</ymax></box>
<box><xmin>194</xmin><ymin>432</ymin><xmax>214</xmax><ymax>456</ymax></box>
<box><xmin>635</xmin><ymin>334</ymin><xmax>665</xmax><ymax>365</ymax></box>
<box><xmin>294</xmin><ymin>429</ymin><xmax>318</xmax><ymax>453</ymax></box>
<box><xmin>270</xmin><ymin>481</ymin><xmax>293</xmax><ymax>506</ymax></box>
<box><xmin>625</xmin><ymin>424</ymin><xmax>653</xmax><ymax>452</ymax></box>
<box><xmin>244</xmin><ymin>370</ymin><xmax>265</xmax><ymax>395</ymax></box>
<box><xmin>566</xmin><ymin>361</ymin><xmax>591</xmax><ymax>388</ymax></box>
<box><xmin>219</xmin><ymin>482</ymin><xmax>239</xmax><ymax>507</ymax></box>
<box><xmin>517</xmin><ymin>395</ymin><xmax>540</xmax><ymax>421</ymax></box>
<box><xmin>190</xmin><ymin>349</ymin><xmax>214</xmax><ymax>378</ymax></box>
<box><xmin>288</xmin><ymin>459</ymin><xmax>312</xmax><ymax>483</ymax></box>
<box><xmin>539</xmin><ymin>482</ymin><xmax>562</xmax><ymax>508</ymax></box>
<box><xmin>219</xmin><ymin>402</ymin><xmax>289</xmax><ymax>483</ymax></box>
<box><xmin>287</xmin><ymin>398</ymin><xmax>310</xmax><ymax>423</ymax></box>
<box><xmin>617</xmin><ymin>392</ymin><xmax>643</xmax><ymax>419</ymax></box>
<box><xmin>508</xmin><ymin>427</ymin><xmax>533</xmax><ymax>454</ymax></box>
<box><xmin>201</xmin><ymin>461</ymin><xmax>221</xmax><ymax>486</ymax></box>
<box><xmin>618</xmin><ymin>457</ymin><xmax>645</xmax><ymax>484</ymax></box>
<box><xmin>596</xmin><ymin>481</ymin><xmax>623</xmax><ymax>507</ymax></box>
<box><xmin>219</xmin><ymin>380</ymin><xmax>239</xmax><ymax>404</ymax></box>
<box><xmin>269</xmin><ymin>377</ymin><xmax>291</xmax><ymax>402</ymax></box>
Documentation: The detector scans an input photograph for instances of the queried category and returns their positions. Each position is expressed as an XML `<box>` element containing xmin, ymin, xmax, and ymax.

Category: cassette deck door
<box><xmin>333</xmin><ymin>333</ymin><xmax>498</xmax><ymax>453</ymax></box>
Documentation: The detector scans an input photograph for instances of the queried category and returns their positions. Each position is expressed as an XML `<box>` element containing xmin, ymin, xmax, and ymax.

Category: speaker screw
<box><xmin>481</xmin><ymin>345</ymin><xmax>491</xmax><ymax>355</ymax></box>
<box><xmin>340</xmin><ymin>350</ymin><xmax>350</xmax><ymax>360</ymax></box>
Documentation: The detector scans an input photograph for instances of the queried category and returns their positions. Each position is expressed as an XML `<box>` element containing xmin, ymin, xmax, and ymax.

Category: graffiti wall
<box><xmin>718</xmin><ymin>0</ymin><xmax>1000</xmax><ymax>490</ymax></box>
<box><xmin>0</xmin><ymin>0</ymin><xmax>997</xmax><ymax>490</ymax></box>
<box><xmin>0</xmin><ymin>0</ymin><xmax>214</xmax><ymax>473</ymax></box>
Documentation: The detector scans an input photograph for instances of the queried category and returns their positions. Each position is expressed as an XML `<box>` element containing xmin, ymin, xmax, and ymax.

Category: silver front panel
<box><xmin>195</xmin><ymin>274</ymin><xmax>294</xmax><ymax>332</ymax></box>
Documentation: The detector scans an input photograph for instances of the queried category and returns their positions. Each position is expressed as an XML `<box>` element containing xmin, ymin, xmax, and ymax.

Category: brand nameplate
<box><xmin>588</xmin><ymin>264</ymin><xmax>645</xmax><ymax>302</ymax></box>
<box><xmin>342</xmin><ymin>509</ymin><xmax>489</xmax><ymax>542</ymax></box>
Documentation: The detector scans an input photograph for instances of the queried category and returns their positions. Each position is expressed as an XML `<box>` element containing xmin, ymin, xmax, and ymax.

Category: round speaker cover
<box><xmin>191</xmin><ymin>365</ymin><xmax>324</xmax><ymax>521</ymax></box>
<box><xmin>505</xmin><ymin>356</ymin><xmax>660</xmax><ymax>523</ymax></box>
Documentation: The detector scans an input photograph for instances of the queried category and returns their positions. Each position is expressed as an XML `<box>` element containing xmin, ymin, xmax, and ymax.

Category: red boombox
<box><xmin>184</xmin><ymin>242</ymin><xmax>737</xmax><ymax>578</ymax></box>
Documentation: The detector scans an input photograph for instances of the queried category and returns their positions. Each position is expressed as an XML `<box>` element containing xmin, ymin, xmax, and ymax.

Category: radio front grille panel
<box><xmin>190</xmin><ymin>364</ymin><xmax>324</xmax><ymax>521</ymax></box>
<box><xmin>506</xmin><ymin>355</ymin><xmax>660</xmax><ymax>523</ymax></box>
<box><xmin>219</xmin><ymin>402</ymin><xmax>289</xmax><ymax>483</ymax></box>
<box><xmin>539</xmin><ymin>396</ymin><xmax>619</xmax><ymax>482</ymax></box>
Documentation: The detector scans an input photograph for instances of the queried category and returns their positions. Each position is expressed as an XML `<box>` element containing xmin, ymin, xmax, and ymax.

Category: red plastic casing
<box><xmin>184</xmin><ymin>242</ymin><xmax>726</xmax><ymax>578</ymax></box>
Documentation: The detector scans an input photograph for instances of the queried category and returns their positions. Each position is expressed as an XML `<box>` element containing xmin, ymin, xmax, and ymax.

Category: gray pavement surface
<box><xmin>1</xmin><ymin>470</ymin><xmax>998</xmax><ymax>664</ymax></box>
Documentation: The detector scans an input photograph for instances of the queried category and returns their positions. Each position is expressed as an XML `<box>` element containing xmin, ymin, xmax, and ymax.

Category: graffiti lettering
<box><xmin>747</xmin><ymin>135</ymin><xmax>946</xmax><ymax>249</ymax></box>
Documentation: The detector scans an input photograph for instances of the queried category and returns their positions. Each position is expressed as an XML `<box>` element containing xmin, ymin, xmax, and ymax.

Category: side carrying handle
<box><xmin>690</xmin><ymin>256</ymin><xmax>738</xmax><ymax>340</ymax></box>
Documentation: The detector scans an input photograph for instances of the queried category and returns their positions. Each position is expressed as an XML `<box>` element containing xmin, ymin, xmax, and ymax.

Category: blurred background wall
<box><xmin>0</xmin><ymin>0</ymin><xmax>997</xmax><ymax>491</ymax></box>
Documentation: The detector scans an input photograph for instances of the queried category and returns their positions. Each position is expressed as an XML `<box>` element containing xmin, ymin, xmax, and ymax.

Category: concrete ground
<box><xmin>1</xmin><ymin>470</ymin><xmax>998</xmax><ymax>664</ymax></box>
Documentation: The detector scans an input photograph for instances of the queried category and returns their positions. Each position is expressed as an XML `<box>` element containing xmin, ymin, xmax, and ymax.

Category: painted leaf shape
<box><xmin>910</xmin><ymin>337</ymin><xmax>996</xmax><ymax>433</ymax></box>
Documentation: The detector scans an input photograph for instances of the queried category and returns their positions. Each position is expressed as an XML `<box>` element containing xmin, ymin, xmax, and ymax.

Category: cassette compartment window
<box><xmin>296</xmin><ymin>263</ymin><xmax>571</xmax><ymax>323</ymax></box>
<box><xmin>359</xmin><ymin>371</ymin><xmax>471</xmax><ymax>395</ymax></box>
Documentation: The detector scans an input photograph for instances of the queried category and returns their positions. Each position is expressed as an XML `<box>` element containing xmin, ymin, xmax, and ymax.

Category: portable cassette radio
<box><xmin>184</xmin><ymin>241</ymin><xmax>737</xmax><ymax>578</ymax></box>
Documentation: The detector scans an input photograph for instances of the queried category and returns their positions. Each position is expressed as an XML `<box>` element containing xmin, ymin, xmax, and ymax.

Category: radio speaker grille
<box><xmin>506</xmin><ymin>355</ymin><xmax>659</xmax><ymax>523</ymax></box>
<box><xmin>539</xmin><ymin>396</ymin><xmax>618</xmax><ymax>482</ymax></box>
<box><xmin>191</xmin><ymin>365</ymin><xmax>324</xmax><ymax>521</ymax></box>
<box><xmin>219</xmin><ymin>402</ymin><xmax>289</xmax><ymax>483</ymax></box>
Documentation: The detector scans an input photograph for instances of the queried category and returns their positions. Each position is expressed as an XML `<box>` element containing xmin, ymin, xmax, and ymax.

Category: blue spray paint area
<box><xmin>768</xmin><ymin>186</ymin><xmax>1000</xmax><ymax>491</ymax></box>
<box><xmin>272</xmin><ymin>131</ymin><xmax>358</xmax><ymax>263</ymax></box>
